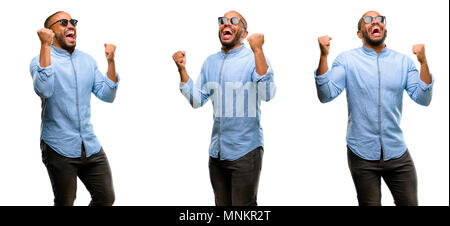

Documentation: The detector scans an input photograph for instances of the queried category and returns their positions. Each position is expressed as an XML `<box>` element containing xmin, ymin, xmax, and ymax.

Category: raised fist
<box><xmin>318</xmin><ymin>35</ymin><xmax>332</xmax><ymax>56</ymax></box>
<box><xmin>172</xmin><ymin>51</ymin><xmax>186</xmax><ymax>70</ymax></box>
<box><xmin>37</xmin><ymin>28</ymin><xmax>55</xmax><ymax>45</ymax></box>
<box><xmin>247</xmin><ymin>33</ymin><xmax>264</xmax><ymax>52</ymax></box>
<box><xmin>412</xmin><ymin>44</ymin><xmax>427</xmax><ymax>64</ymax></box>
<box><xmin>104</xmin><ymin>43</ymin><xmax>116</xmax><ymax>62</ymax></box>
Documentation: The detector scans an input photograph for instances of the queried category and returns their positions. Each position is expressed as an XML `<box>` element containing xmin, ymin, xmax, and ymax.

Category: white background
<box><xmin>0</xmin><ymin>0</ymin><xmax>448</xmax><ymax>206</ymax></box>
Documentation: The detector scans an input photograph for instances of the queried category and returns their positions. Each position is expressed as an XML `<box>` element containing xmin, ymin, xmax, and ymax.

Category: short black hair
<box><xmin>44</xmin><ymin>11</ymin><xmax>64</xmax><ymax>28</ymax></box>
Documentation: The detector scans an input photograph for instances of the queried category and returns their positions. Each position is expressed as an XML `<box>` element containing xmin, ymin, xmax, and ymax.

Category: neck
<box><xmin>363</xmin><ymin>42</ymin><xmax>385</xmax><ymax>54</ymax></box>
<box><xmin>222</xmin><ymin>42</ymin><xmax>242</xmax><ymax>54</ymax></box>
<box><xmin>53</xmin><ymin>43</ymin><xmax>74</xmax><ymax>55</ymax></box>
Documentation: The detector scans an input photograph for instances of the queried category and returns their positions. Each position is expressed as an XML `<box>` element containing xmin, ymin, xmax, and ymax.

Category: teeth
<box><xmin>223</xmin><ymin>28</ymin><xmax>232</xmax><ymax>33</ymax></box>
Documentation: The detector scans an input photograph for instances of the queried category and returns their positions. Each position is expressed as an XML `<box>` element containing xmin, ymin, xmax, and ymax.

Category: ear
<box><xmin>357</xmin><ymin>30</ymin><xmax>362</xmax><ymax>39</ymax></box>
<box><xmin>241</xmin><ymin>29</ymin><xmax>248</xmax><ymax>39</ymax></box>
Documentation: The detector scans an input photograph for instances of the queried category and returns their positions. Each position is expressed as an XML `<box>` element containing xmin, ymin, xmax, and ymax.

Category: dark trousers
<box><xmin>347</xmin><ymin>147</ymin><xmax>418</xmax><ymax>206</ymax></box>
<box><xmin>208</xmin><ymin>147</ymin><xmax>263</xmax><ymax>206</ymax></box>
<box><xmin>41</xmin><ymin>141</ymin><xmax>115</xmax><ymax>206</ymax></box>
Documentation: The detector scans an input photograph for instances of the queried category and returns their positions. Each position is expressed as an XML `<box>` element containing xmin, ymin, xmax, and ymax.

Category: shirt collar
<box><xmin>361</xmin><ymin>44</ymin><xmax>388</xmax><ymax>56</ymax></box>
<box><xmin>220</xmin><ymin>43</ymin><xmax>246</xmax><ymax>56</ymax></box>
<box><xmin>51</xmin><ymin>45</ymin><xmax>78</xmax><ymax>57</ymax></box>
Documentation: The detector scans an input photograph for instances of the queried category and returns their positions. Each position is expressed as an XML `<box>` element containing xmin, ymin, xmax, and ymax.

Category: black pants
<box><xmin>41</xmin><ymin>141</ymin><xmax>115</xmax><ymax>206</ymax></box>
<box><xmin>208</xmin><ymin>147</ymin><xmax>263</xmax><ymax>206</ymax></box>
<box><xmin>347</xmin><ymin>147</ymin><xmax>418</xmax><ymax>206</ymax></box>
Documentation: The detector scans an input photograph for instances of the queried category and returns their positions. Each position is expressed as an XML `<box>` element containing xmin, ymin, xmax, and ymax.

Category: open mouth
<box><xmin>221</xmin><ymin>27</ymin><xmax>234</xmax><ymax>40</ymax></box>
<box><xmin>65</xmin><ymin>29</ymin><xmax>76</xmax><ymax>42</ymax></box>
<box><xmin>370</xmin><ymin>26</ymin><xmax>382</xmax><ymax>38</ymax></box>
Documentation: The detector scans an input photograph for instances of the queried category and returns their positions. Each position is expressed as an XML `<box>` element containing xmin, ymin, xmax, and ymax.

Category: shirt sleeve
<box><xmin>252</xmin><ymin>57</ymin><xmax>276</xmax><ymax>102</ymax></box>
<box><xmin>30</xmin><ymin>56</ymin><xmax>55</xmax><ymax>98</ymax></box>
<box><xmin>91</xmin><ymin>58</ymin><xmax>120</xmax><ymax>103</ymax></box>
<box><xmin>405</xmin><ymin>57</ymin><xmax>434</xmax><ymax>106</ymax></box>
<box><xmin>314</xmin><ymin>53</ymin><xmax>347</xmax><ymax>103</ymax></box>
<box><xmin>179</xmin><ymin>61</ymin><xmax>211</xmax><ymax>108</ymax></box>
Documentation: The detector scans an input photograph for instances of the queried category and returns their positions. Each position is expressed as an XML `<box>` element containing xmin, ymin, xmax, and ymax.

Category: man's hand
<box><xmin>173</xmin><ymin>51</ymin><xmax>186</xmax><ymax>71</ymax></box>
<box><xmin>413</xmin><ymin>44</ymin><xmax>432</xmax><ymax>84</ymax></box>
<box><xmin>413</xmin><ymin>44</ymin><xmax>427</xmax><ymax>64</ymax></box>
<box><xmin>316</xmin><ymin>35</ymin><xmax>332</xmax><ymax>76</ymax></box>
<box><xmin>247</xmin><ymin>33</ymin><xmax>264</xmax><ymax>53</ymax></box>
<box><xmin>318</xmin><ymin>35</ymin><xmax>332</xmax><ymax>56</ymax></box>
<box><xmin>172</xmin><ymin>51</ymin><xmax>189</xmax><ymax>83</ymax></box>
<box><xmin>105</xmin><ymin>43</ymin><xmax>116</xmax><ymax>62</ymax></box>
<box><xmin>37</xmin><ymin>28</ymin><xmax>55</xmax><ymax>46</ymax></box>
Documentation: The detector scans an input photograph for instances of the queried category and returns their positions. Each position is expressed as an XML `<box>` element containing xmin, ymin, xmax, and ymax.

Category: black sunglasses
<box><xmin>48</xmin><ymin>19</ymin><xmax>78</xmax><ymax>28</ymax></box>
<box><xmin>218</xmin><ymin>17</ymin><xmax>247</xmax><ymax>29</ymax></box>
<box><xmin>362</xmin><ymin>15</ymin><xmax>386</xmax><ymax>24</ymax></box>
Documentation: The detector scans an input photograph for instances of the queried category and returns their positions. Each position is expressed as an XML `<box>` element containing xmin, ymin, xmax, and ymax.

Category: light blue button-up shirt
<box><xmin>315</xmin><ymin>45</ymin><xmax>433</xmax><ymax>161</ymax></box>
<box><xmin>180</xmin><ymin>44</ymin><xmax>276</xmax><ymax>161</ymax></box>
<box><xmin>30</xmin><ymin>46</ymin><xmax>119</xmax><ymax>158</ymax></box>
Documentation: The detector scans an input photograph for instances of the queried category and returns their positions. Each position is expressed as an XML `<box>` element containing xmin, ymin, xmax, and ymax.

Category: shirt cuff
<box><xmin>254</xmin><ymin>64</ymin><xmax>273</xmax><ymax>82</ymax></box>
<box><xmin>179</xmin><ymin>77</ymin><xmax>192</xmax><ymax>90</ymax></box>
<box><xmin>418</xmin><ymin>73</ymin><xmax>434</xmax><ymax>91</ymax></box>
<box><xmin>105</xmin><ymin>73</ymin><xmax>120</xmax><ymax>89</ymax></box>
<box><xmin>314</xmin><ymin>69</ymin><xmax>330</xmax><ymax>85</ymax></box>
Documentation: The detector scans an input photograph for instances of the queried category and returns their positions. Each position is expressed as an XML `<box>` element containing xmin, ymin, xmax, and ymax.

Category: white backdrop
<box><xmin>0</xmin><ymin>0</ymin><xmax>448</xmax><ymax>206</ymax></box>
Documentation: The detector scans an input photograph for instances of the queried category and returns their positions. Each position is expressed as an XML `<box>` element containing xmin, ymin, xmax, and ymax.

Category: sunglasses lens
<box><xmin>230</xmin><ymin>17</ymin><xmax>240</xmax><ymax>25</ymax></box>
<box><xmin>60</xmin><ymin>19</ymin><xmax>68</xmax><ymax>26</ymax></box>
<box><xmin>70</xmin><ymin>19</ymin><xmax>78</xmax><ymax>27</ymax></box>
<box><xmin>376</xmin><ymin>16</ymin><xmax>384</xmax><ymax>23</ymax></box>
<box><xmin>363</xmin><ymin>16</ymin><xmax>372</xmax><ymax>24</ymax></box>
<box><xmin>218</xmin><ymin>17</ymin><xmax>226</xmax><ymax>25</ymax></box>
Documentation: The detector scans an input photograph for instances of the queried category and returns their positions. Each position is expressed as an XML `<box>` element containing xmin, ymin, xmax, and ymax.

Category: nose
<box><xmin>370</xmin><ymin>18</ymin><xmax>379</xmax><ymax>26</ymax></box>
<box><xmin>66</xmin><ymin>20</ymin><xmax>75</xmax><ymax>29</ymax></box>
<box><xmin>224</xmin><ymin>18</ymin><xmax>233</xmax><ymax>26</ymax></box>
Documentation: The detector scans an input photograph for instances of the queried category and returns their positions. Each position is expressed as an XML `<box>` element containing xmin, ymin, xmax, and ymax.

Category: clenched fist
<box><xmin>247</xmin><ymin>33</ymin><xmax>264</xmax><ymax>52</ymax></box>
<box><xmin>172</xmin><ymin>51</ymin><xmax>186</xmax><ymax>71</ymax></box>
<box><xmin>37</xmin><ymin>28</ymin><xmax>55</xmax><ymax>45</ymax></box>
<box><xmin>104</xmin><ymin>43</ymin><xmax>116</xmax><ymax>62</ymax></box>
<box><xmin>318</xmin><ymin>35</ymin><xmax>332</xmax><ymax>56</ymax></box>
<box><xmin>412</xmin><ymin>44</ymin><xmax>427</xmax><ymax>64</ymax></box>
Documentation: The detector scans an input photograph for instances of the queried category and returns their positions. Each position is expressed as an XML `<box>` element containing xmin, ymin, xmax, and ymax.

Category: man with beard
<box><xmin>172</xmin><ymin>10</ymin><xmax>275</xmax><ymax>206</ymax></box>
<box><xmin>314</xmin><ymin>11</ymin><xmax>433</xmax><ymax>206</ymax></box>
<box><xmin>30</xmin><ymin>11</ymin><xmax>119</xmax><ymax>206</ymax></box>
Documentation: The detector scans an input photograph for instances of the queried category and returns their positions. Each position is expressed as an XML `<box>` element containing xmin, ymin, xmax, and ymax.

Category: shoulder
<box><xmin>386</xmin><ymin>48</ymin><xmax>414</xmax><ymax>64</ymax></box>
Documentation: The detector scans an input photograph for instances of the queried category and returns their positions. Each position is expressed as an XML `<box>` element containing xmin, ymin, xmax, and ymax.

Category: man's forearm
<box><xmin>107</xmin><ymin>60</ymin><xmax>117</xmax><ymax>83</ymax></box>
<box><xmin>420</xmin><ymin>61</ymin><xmax>432</xmax><ymax>85</ymax></box>
<box><xmin>39</xmin><ymin>43</ymin><xmax>51</xmax><ymax>67</ymax></box>
<box><xmin>317</xmin><ymin>55</ymin><xmax>328</xmax><ymax>76</ymax></box>
<box><xmin>179</xmin><ymin>67</ymin><xmax>190</xmax><ymax>83</ymax></box>
<box><xmin>254</xmin><ymin>49</ymin><xmax>268</xmax><ymax>76</ymax></box>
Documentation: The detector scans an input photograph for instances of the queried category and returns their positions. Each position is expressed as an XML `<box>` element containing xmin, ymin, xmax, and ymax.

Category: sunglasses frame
<box><xmin>48</xmin><ymin>19</ymin><xmax>78</xmax><ymax>28</ymax></box>
<box><xmin>218</xmin><ymin>17</ymin><xmax>247</xmax><ymax>29</ymax></box>
<box><xmin>362</xmin><ymin>15</ymin><xmax>386</xmax><ymax>24</ymax></box>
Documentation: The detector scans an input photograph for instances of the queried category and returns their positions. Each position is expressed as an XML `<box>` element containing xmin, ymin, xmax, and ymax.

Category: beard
<box><xmin>219</xmin><ymin>27</ymin><xmax>243</xmax><ymax>49</ymax></box>
<box><xmin>361</xmin><ymin>28</ymin><xmax>387</xmax><ymax>47</ymax></box>
<box><xmin>55</xmin><ymin>32</ymin><xmax>76</xmax><ymax>53</ymax></box>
